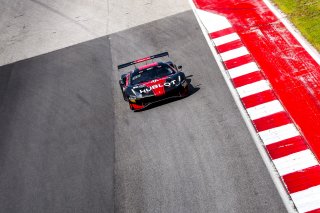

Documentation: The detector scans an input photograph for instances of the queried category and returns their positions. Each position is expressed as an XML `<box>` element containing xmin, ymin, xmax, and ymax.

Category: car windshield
<box><xmin>131</xmin><ymin>64</ymin><xmax>175</xmax><ymax>85</ymax></box>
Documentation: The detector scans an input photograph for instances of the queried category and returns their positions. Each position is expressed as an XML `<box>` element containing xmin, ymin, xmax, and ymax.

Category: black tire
<box><xmin>119</xmin><ymin>83</ymin><xmax>128</xmax><ymax>101</ymax></box>
<box><xmin>180</xmin><ymin>85</ymin><xmax>189</xmax><ymax>97</ymax></box>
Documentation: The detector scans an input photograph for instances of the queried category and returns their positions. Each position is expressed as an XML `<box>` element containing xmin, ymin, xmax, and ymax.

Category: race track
<box><xmin>0</xmin><ymin>38</ymin><xmax>114</xmax><ymax>212</ymax></box>
<box><xmin>0</xmin><ymin>10</ymin><xmax>286</xmax><ymax>213</ymax></box>
<box><xmin>112</xmin><ymin>11</ymin><xmax>286</xmax><ymax>213</ymax></box>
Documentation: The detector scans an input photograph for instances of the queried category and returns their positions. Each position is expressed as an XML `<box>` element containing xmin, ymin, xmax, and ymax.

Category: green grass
<box><xmin>272</xmin><ymin>0</ymin><xmax>320</xmax><ymax>51</ymax></box>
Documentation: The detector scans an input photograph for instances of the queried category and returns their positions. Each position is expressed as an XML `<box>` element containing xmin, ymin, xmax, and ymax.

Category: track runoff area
<box><xmin>190</xmin><ymin>0</ymin><xmax>320</xmax><ymax>212</ymax></box>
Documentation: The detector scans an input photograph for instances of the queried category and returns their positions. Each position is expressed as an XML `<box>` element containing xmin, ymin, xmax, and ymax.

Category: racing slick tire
<box><xmin>119</xmin><ymin>83</ymin><xmax>128</xmax><ymax>101</ymax></box>
<box><xmin>180</xmin><ymin>85</ymin><xmax>189</xmax><ymax>97</ymax></box>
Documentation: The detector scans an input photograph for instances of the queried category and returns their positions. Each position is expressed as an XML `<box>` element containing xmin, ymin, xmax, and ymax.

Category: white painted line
<box><xmin>259</xmin><ymin>124</ymin><xmax>300</xmax><ymax>145</ymax></box>
<box><xmin>220</xmin><ymin>46</ymin><xmax>249</xmax><ymax>61</ymax></box>
<box><xmin>190</xmin><ymin>4</ymin><xmax>297</xmax><ymax>212</ymax></box>
<box><xmin>247</xmin><ymin>100</ymin><xmax>284</xmax><ymax>120</ymax></box>
<box><xmin>273</xmin><ymin>150</ymin><xmax>318</xmax><ymax>176</ymax></box>
<box><xmin>228</xmin><ymin>62</ymin><xmax>260</xmax><ymax>79</ymax></box>
<box><xmin>236</xmin><ymin>80</ymin><xmax>270</xmax><ymax>98</ymax></box>
<box><xmin>212</xmin><ymin>33</ymin><xmax>240</xmax><ymax>46</ymax></box>
<box><xmin>195</xmin><ymin>9</ymin><xmax>232</xmax><ymax>33</ymax></box>
<box><xmin>291</xmin><ymin>185</ymin><xmax>320</xmax><ymax>213</ymax></box>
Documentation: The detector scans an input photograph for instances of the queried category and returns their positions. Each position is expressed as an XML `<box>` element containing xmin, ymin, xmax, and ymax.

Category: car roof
<box><xmin>131</xmin><ymin>61</ymin><xmax>171</xmax><ymax>74</ymax></box>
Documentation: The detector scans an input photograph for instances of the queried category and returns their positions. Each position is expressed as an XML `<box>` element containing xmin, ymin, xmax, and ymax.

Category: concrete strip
<box><xmin>0</xmin><ymin>0</ymin><xmax>190</xmax><ymax>66</ymax></box>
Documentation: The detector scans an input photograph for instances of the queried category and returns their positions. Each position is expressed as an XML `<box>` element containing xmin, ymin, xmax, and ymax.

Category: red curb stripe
<box><xmin>194</xmin><ymin>4</ymin><xmax>320</xmax><ymax>212</ymax></box>
<box><xmin>224</xmin><ymin>55</ymin><xmax>253</xmax><ymax>69</ymax></box>
<box><xmin>306</xmin><ymin>208</ymin><xmax>320</xmax><ymax>213</ymax></box>
<box><xmin>232</xmin><ymin>71</ymin><xmax>264</xmax><ymax>88</ymax></box>
<box><xmin>266</xmin><ymin>136</ymin><xmax>308</xmax><ymax>160</ymax></box>
<box><xmin>241</xmin><ymin>90</ymin><xmax>277</xmax><ymax>108</ymax></box>
<box><xmin>253</xmin><ymin>111</ymin><xmax>291</xmax><ymax>132</ymax></box>
<box><xmin>209</xmin><ymin>27</ymin><xmax>235</xmax><ymax>39</ymax></box>
<box><xmin>216</xmin><ymin>40</ymin><xmax>243</xmax><ymax>53</ymax></box>
<box><xmin>193</xmin><ymin>3</ymin><xmax>320</xmax><ymax>210</ymax></box>
<box><xmin>283</xmin><ymin>165</ymin><xmax>320</xmax><ymax>194</ymax></box>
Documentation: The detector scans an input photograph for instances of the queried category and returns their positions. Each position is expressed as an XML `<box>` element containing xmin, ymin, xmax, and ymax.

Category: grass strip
<box><xmin>272</xmin><ymin>0</ymin><xmax>320</xmax><ymax>51</ymax></box>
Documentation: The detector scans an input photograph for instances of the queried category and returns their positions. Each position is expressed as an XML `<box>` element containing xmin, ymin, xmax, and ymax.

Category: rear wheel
<box><xmin>180</xmin><ymin>85</ymin><xmax>189</xmax><ymax>97</ymax></box>
<box><xmin>119</xmin><ymin>83</ymin><xmax>128</xmax><ymax>101</ymax></box>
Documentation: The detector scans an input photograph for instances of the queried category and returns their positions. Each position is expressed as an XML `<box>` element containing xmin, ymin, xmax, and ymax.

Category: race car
<box><xmin>118</xmin><ymin>52</ymin><xmax>189</xmax><ymax>111</ymax></box>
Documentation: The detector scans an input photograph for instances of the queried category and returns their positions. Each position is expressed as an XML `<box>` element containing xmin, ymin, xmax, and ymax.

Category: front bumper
<box><xmin>129</xmin><ymin>84</ymin><xmax>188</xmax><ymax>109</ymax></box>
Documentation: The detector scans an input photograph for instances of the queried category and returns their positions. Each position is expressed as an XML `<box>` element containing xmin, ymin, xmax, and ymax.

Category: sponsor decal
<box><xmin>139</xmin><ymin>80</ymin><xmax>177</xmax><ymax>94</ymax></box>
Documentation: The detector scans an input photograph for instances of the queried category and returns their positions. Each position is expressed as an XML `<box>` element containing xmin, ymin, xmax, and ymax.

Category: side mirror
<box><xmin>177</xmin><ymin>65</ymin><xmax>182</xmax><ymax>70</ymax></box>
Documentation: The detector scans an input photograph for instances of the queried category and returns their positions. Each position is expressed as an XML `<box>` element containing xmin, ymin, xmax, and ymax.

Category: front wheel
<box><xmin>119</xmin><ymin>84</ymin><xmax>128</xmax><ymax>101</ymax></box>
<box><xmin>129</xmin><ymin>103</ymin><xmax>134</xmax><ymax>110</ymax></box>
<box><xmin>122</xmin><ymin>92</ymin><xmax>128</xmax><ymax>101</ymax></box>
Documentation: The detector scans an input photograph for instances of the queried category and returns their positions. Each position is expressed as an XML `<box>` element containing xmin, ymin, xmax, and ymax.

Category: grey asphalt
<box><xmin>0</xmin><ymin>10</ymin><xmax>286</xmax><ymax>213</ymax></box>
<box><xmin>112</xmin><ymin>11</ymin><xmax>286</xmax><ymax>213</ymax></box>
<box><xmin>0</xmin><ymin>38</ymin><xmax>114</xmax><ymax>213</ymax></box>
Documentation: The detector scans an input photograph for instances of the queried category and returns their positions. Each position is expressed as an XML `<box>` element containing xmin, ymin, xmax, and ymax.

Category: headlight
<box><xmin>129</xmin><ymin>93</ymin><xmax>142</xmax><ymax>103</ymax></box>
<box><xmin>129</xmin><ymin>95</ymin><xmax>137</xmax><ymax>101</ymax></box>
<box><xmin>131</xmin><ymin>89</ymin><xmax>142</xmax><ymax>98</ymax></box>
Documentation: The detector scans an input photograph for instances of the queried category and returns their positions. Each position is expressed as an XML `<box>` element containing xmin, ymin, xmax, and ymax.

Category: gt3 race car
<box><xmin>118</xmin><ymin>52</ymin><xmax>189</xmax><ymax>111</ymax></box>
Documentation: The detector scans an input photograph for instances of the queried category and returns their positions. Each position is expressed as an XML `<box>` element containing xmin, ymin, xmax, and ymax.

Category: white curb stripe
<box><xmin>273</xmin><ymin>150</ymin><xmax>319</xmax><ymax>176</ymax></box>
<box><xmin>212</xmin><ymin>33</ymin><xmax>240</xmax><ymax>46</ymax></box>
<box><xmin>228</xmin><ymin>62</ymin><xmax>260</xmax><ymax>79</ymax></box>
<box><xmin>196</xmin><ymin>9</ymin><xmax>231</xmax><ymax>33</ymax></box>
<box><xmin>247</xmin><ymin>100</ymin><xmax>284</xmax><ymax>120</ymax></box>
<box><xmin>236</xmin><ymin>80</ymin><xmax>270</xmax><ymax>98</ymax></box>
<box><xmin>259</xmin><ymin>124</ymin><xmax>300</xmax><ymax>145</ymax></box>
<box><xmin>291</xmin><ymin>185</ymin><xmax>320</xmax><ymax>213</ymax></box>
<box><xmin>190</xmin><ymin>5</ymin><xmax>320</xmax><ymax>212</ymax></box>
<box><xmin>220</xmin><ymin>46</ymin><xmax>250</xmax><ymax>61</ymax></box>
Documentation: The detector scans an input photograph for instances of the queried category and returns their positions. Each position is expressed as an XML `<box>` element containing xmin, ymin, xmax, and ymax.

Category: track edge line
<box><xmin>188</xmin><ymin>1</ymin><xmax>297</xmax><ymax>212</ymax></box>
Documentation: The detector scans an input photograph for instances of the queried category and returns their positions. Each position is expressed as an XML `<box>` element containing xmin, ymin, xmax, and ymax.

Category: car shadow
<box><xmin>135</xmin><ymin>77</ymin><xmax>200</xmax><ymax>112</ymax></box>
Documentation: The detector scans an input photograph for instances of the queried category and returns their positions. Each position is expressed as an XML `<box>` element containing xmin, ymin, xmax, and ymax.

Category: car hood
<box><xmin>138</xmin><ymin>76</ymin><xmax>169</xmax><ymax>96</ymax></box>
<box><xmin>127</xmin><ymin>73</ymin><xmax>185</xmax><ymax>97</ymax></box>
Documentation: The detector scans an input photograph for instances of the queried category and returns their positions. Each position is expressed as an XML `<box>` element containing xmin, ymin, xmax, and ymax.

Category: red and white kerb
<box><xmin>194</xmin><ymin>8</ymin><xmax>320</xmax><ymax>213</ymax></box>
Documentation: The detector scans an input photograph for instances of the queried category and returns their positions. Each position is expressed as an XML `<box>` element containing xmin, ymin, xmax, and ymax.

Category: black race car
<box><xmin>118</xmin><ymin>52</ymin><xmax>189</xmax><ymax>111</ymax></box>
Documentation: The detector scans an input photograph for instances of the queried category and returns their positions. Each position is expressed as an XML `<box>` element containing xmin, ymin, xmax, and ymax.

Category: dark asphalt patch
<box><xmin>0</xmin><ymin>37</ymin><xmax>114</xmax><ymax>213</ymax></box>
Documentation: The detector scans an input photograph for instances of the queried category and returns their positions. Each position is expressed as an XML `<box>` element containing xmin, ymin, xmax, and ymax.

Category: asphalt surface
<box><xmin>0</xmin><ymin>38</ymin><xmax>114</xmax><ymax>212</ymax></box>
<box><xmin>0</xmin><ymin>10</ymin><xmax>286</xmax><ymax>213</ymax></box>
<box><xmin>112</xmin><ymin>11</ymin><xmax>286</xmax><ymax>213</ymax></box>
<box><xmin>0</xmin><ymin>0</ymin><xmax>190</xmax><ymax>66</ymax></box>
